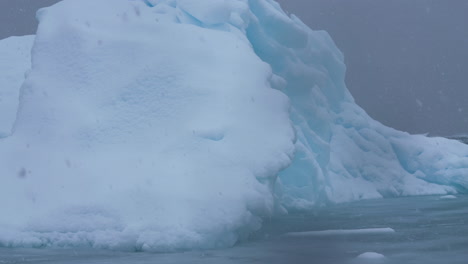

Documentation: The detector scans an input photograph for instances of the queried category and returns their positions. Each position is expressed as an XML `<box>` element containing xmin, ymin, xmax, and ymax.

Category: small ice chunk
<box><xmin>284</xmin><ymin>227</ymin><xmax>395</xmax><ymax>237</ymax></box>
<box><xmin>357</xmin><ymin>252</ymin><xmax>385</xmax><ymax>259</ymax></box>
<box><xmin>440</xmin><ymin>195</ymin><xmax>457</xmax><ymax>199</ymax></box>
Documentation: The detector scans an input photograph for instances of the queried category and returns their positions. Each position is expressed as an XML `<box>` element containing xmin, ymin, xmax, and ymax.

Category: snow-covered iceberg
<box><xmin>0</xmin><ymin>0</ymin><xmax>467</xmax><ymax>251</ymax></box>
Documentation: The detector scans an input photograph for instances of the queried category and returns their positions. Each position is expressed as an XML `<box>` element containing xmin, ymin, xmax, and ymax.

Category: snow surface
<box><xmin>0</xmin><ymin>0</ymin><xmax>468</xmax><ymax>252</ymax></box>
<box><xmin>0</xmin><ymin>35</ymin><xmax>35</xmax><ymax>137</ymax></box>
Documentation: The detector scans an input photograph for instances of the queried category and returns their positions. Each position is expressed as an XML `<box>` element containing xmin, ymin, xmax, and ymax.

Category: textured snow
<box><xmin>0</xmin><ymin>0</ymin><xmax>294</xmax><ymax>251</ymax></box>
<box><xmin>0</xmin><ymin>35</ymin><xmax>35</xmax><ymax>137</ymax></box>
<box><xmin>0</xmin><ymin>0</ymin><xmax>467</xmax><ymax>252</ymax></box>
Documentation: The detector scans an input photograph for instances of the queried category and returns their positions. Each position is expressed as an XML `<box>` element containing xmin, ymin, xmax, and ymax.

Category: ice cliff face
<box><xmin>0</xmin><ymin>35</ymin><xmax>34</xmax><ymax>137</ymax></box>
<box><xmin>0</xmin><ymin>0</ymin><xmax>467</xmax><ymax>251</ymax></box>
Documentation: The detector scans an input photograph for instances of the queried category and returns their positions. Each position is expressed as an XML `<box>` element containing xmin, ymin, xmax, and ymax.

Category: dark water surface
<box><xmin>1</xmin><ymin>195</ymin><xmax>467</xmax><ymax>264</ymax></box>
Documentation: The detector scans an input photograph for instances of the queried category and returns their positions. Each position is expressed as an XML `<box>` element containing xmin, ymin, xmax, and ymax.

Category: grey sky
<box><xmin>1</xmin><ymin>0</ymin><xmax>467</xmax><ymax>136</ymax></box>
<box><xmin>0</xmin><ymin>0</ymin><xmax>58</xmax><ymax>37</ymax></box>
<box><xmin>277</xmin><ymin>0</ymin><xmax>468</xmax><ymax>136</ymax></box>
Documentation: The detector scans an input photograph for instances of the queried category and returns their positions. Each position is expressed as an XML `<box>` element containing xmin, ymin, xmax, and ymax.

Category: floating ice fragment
<box><xmin>440</xmin><ymin>195</ymin><xmax>457</xmax><ymax>199</ymax></box>
<box><xmin>284</xmin><ymin>228</ymin><xmax>395</xmax><ymax>237</ymax></box>
<box><xmin>357</xmin><ymin>252</ymin><xmax>385</xmax><ymax>259</ymax></box>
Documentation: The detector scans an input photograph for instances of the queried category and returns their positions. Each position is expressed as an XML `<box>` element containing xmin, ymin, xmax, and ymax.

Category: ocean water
<box><xmin>1</xmin><ymin>194</ymin><xmax>467</xmax><ymax>264</ymax></box>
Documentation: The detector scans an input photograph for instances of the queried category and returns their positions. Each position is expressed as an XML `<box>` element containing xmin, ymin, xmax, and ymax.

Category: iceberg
<box><xmin>0</xmin><ymin>0</ymin><xmax>467</xmax><ymax>251</ymax></box>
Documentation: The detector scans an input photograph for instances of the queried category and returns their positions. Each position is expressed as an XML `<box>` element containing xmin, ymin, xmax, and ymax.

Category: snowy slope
<box><xmin>0</xmin><ymin>35</ymin><xmax>34</xmax><ymax>137</ymax></box>
<box><xmin>0</xmin><ymin>0</ymin><xmax>467</xmax><ymax>251</ymax></box>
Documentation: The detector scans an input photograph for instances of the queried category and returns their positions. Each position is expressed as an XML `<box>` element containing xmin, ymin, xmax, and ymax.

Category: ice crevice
<box><xmin>0</xmin><ymin>0</ymin><xmax>467</xmax><ymax>251</ymax></box>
